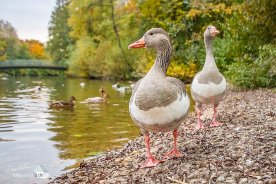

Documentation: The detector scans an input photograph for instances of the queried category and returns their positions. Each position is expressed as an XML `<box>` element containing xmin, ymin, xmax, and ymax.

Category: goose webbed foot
<box><xmin>140</xmin><ymin>132</ymin><xmax>164</xmax><ymax>168</ymax></box>
<box><xmin>163</xmin><ymin>148</ymin><xmax>183</xmax><ymax>159</ymax></box>
<box><xmin>210</xmin><ymin>121</ymin><xmax>223</xmax><ymax>127</ymax></box>
<box><xmin>163</xmin><ymin>129</ymin><xmax>183</xmax><ymax>159</ymax></box>
<box><xmin>140</xmin><ymin>156</ymin><xmax>164</xmax><ymax>168</ymax></box>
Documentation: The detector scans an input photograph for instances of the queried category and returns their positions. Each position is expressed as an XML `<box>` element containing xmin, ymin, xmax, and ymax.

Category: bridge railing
<box><xmin>0</xmin><ymin>60</ymin><xmax>68</xmax><ymax>70</ymax></box>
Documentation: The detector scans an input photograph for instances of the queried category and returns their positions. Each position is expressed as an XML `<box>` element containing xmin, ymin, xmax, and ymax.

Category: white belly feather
<box><xmin>130</xmin><ymin>92</ymin><xmax>190</xmax><ymax>125</ymax></box>
<box><xmin>191</xmin><ymin>75</ymin><xmax>227</xmax><ymax>98</ymax></box>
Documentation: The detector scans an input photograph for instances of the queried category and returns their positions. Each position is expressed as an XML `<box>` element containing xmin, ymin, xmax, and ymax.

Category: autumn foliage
<box><xmin>45</xmin><ymin>0</ymin><xmax>276</xmax><ymax>88</ymax></box>
<box><xmin>0</xmin><ymin>20</ymin><xmax>47</xmax><ymax>61</ymax></box>
<box><xmin>25</xmin><ymin>40</ymin><xmax>46</xmax><ymax>59</ymax></box>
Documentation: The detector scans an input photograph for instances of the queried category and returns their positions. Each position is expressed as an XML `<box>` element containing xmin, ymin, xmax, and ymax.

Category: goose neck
<box><xmin>204</xmin><ymin>37</ymin><xmax>213</xmax><ymax>54</ymax></box>
<box><xmin>203</xmin><ymin>37</ymin><xmax>218</xmax><ymax>71</ymax></box>
<box><xmin>150</xmin><ymin>43</ymin><xmax>172</xmax><ymax>75</ymax></box>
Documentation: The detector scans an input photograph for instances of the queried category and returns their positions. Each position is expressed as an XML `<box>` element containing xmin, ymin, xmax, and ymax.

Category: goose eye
<box><xmin>149</xmin><ymin>32</ymin><xmax>153</xmax><ymax>35</ymax></box>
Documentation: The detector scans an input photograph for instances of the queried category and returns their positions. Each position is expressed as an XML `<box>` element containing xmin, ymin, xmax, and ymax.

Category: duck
<box><xmin>33</xmin><ymin>85</ymin><xmax>42</xmax><ymax>91</ymax></box>
<box><xmin>128</xmin><ymin>28</ymin><xmax>190</xmax><ymax>168</ymax></box>
<box><xmin>49</xmin><ymin>96</ymin><xmax>76</xmax><ymax>108</ymax></box>
<box><xmin>15</xmin><ymin>85</ymin><xmax>41</xmax><ymax>93</ymax></box>
<box><xmin>191</xmin><ymin>25</ymin><xmax>227</xmax><ymax>130</ymax></box>
<box><xmin>112</xmin><ymin>83</ymin><xmax>126</xmax><ymax>93</ymax></box>
<box><xmin>84</xmin><ymin>88</ymin><xmax>109</xmax><ymax>103</ymax></box>
<box><xmin>112</xmin><ymin>83</ymin><xmax>119</xmax><ymax>88</ymax></box>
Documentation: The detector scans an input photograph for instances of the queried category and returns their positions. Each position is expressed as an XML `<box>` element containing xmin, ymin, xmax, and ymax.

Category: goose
<box><xmin>128</xmin><ymin>28</ymin><xmax>190</xmax><ymax>168</ymax></box>
<box><xmin>84</xmin><ymin>88</ymin><xmax>109</xmax><ymax>103</ymax></box>
<box><xmin>191</xmin><ymin>25</ymin><xmax>227</xmax><ymax>130</ymax></box>
<box><xmin>49</xmin><ymin>96</ymin><xmax>76</xmax><ymax>108</ymax></box>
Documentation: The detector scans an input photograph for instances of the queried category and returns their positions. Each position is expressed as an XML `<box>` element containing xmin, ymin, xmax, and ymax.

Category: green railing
<box><xmin>0</xmin><ymin>60</ymin><xmax>68</xmax><ymax>71</ymax></box>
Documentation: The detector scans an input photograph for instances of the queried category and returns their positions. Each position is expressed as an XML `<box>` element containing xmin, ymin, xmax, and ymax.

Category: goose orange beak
<box><xmin>128</xmin><ymin>37</ymin><xmax>146</xmax><ymax>49</ymax></box>
<box><xmin>211</xmin><ymin>27</ymin><xmax>220</xmax><ymax>37</ymax></box>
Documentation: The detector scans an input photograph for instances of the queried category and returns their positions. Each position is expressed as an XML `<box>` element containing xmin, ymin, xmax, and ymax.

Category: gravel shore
<box><xmin>50</xmin><ymin>89</ymin><xmax>276</xmax><ymax>184</ymax></box>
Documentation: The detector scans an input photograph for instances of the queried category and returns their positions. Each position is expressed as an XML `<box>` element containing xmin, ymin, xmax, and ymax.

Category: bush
<box><xmin>226</xmin><ymin>44</ymin><xmax>276</xmax><ymax>88</ymax></box>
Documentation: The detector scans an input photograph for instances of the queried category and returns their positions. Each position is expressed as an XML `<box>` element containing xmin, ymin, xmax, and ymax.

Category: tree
<box><xmin>0</xmin><ymin>20</ymin><xmax>32</xmax><ymax>60</ymax></box>
<box><xmin>17</xmin><ymin>41</ymin><xmax>32</xmax><ymax>59</ymax></box>
<box><xmin>47</xmin><ymin>0</ymin><xmax>74</xmax><ymax>63</ymax></box>
<box><xmin>25</xmin><ymin>40</ymin><xmax>46</xmax><ymax>59</ymax></box>
<box><xmin>110</xmin><ymin>0</ymin><xmax>129</xmax><ymax>72</ymax></box>
<box><xmin>0</xmin><ymin>39</ymin><xmax>7</xmax><ymax>61</ymax></box>
<box><xmin>0</xmin><ymin>20</ymin><xmax>19</xmax><ymax>59</ymax></box>
<box><xmin>66</xmin><ymin>0</ymin><xmax>135</xmax><ymax>78</ymax></box>
<box><xmin>44</xmin><ymin>0</ymin><xmax>275</xmax><ymax>87</ymax></box>
<box><xmin>223</xmin><ymin>0</ymin><xmax>276</xmax><ymax>88</ymax></box>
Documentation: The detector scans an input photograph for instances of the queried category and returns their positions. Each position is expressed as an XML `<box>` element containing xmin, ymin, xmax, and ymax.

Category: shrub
<box><xmin>226</xmin><ymin>44</ymin><xmax>276</xmax><ymax>88</ymax></box>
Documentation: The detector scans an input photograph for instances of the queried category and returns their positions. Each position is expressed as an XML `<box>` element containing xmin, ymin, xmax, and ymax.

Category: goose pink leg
<box><xmin>163</xmin><ymin>129</ymin><xmax>183</xmax><ymax>158</ymax></box>
<box><xmin>210</xmin><ymin>104</ymin><xmax>223</xmax><ymax>127</ymax></box>
<box><xmin>195</xmin><ymin>102</ymin><xmax>204</xmax><ymax>130</ymax></box>
<box><xmin>141</xmin><ymin>134</ymin><xmax>163</xmax><ymax>168</ymax></box>
<box><xmin>196</xmin><ymin>109</ymin><xmax>204</xmax><ymax>129</ymax></box>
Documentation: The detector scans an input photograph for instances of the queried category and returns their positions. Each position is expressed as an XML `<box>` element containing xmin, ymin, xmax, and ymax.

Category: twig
<box><xmin>167</xmin><ymin>177</ymin><xmax>188</xmax><ymax>184</ymax></box>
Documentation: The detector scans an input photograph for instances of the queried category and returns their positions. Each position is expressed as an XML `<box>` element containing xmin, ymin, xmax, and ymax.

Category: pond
<box><xmin>0</xmin><ymin>76</ymin><xmax>140</xmax><ymax>184</ymax></box>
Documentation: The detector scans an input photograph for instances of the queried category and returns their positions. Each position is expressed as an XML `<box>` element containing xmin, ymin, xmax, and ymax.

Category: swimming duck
<box><xmin>80</xmin><ymin>82</ymin><xmax>86</xmax><ymax>88</ymax></box>
<box><xmin>84</xmin><ymin>88</ymin><xmax>109</xmax><ymax>103</ymax></box>
<box><xmin>112</xmin><ymin>83</ymin><xmax>126</xmax><ymax>93</ymax></box>
<box><xmin>49</xmin><ymin>96</ymin><xmax>76</xmax><ymax>108</ymax></box>
<box><xmin>191</xmin><ymin>25</ymin><xmax>226</xmax><ymax>130</ymax></box>
<box><xmin>15</xmin><ymin>85</ymin><xmax>41</xmax><ymax>93</ymax></box>
<box><xmin>128</xmin><ymin>28</ymin><xmax>190</xmax><ymax>167</ymax></box>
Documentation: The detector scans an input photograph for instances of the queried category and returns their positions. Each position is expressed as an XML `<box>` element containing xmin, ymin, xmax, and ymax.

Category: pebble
<box><xmin>217</xmin><ymin>175</ymin><xmax>225</xmax><ymax>182</ymax></box>
<box><xmin>238</xmin><ymin>178</ymin><xmax>248</xmax><ymax>184</ymax></box>
<box><xmin>50</xmin><ymin>89</ymin><xmax>276</xmax><ymax>184</ymax></box>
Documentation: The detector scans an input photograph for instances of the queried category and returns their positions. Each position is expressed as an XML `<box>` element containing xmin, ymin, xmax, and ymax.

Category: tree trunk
<box><xmin>110</xmin><ymin>0</ymin><xmax>131</xmax><ymax>76</ymax></box>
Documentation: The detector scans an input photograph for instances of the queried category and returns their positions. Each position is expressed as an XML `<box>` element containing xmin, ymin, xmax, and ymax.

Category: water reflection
<box><xmin>48</xmin><ymin>80</ymin><xmax>139</xmax><ymax>159</ymax></box>
<box><xmin>0</xmin><ymin>76</ymin><xmax>139</xmax><ymax>184</ymax></box>
<box><xmin>0</xmin><ymin>78</ymin><xmax>63</xmax><ymax>184</ymax></box>
<box><xmin>0</xmin><ymin>85</ymin><xmax>52</xmax><ymax>134</ymax></box>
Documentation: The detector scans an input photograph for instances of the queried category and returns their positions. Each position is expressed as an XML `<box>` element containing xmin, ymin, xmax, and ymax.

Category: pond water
<box><xmin>0</xmin><ymin>76</ymin><xmax>140</xmax><ymax>184</ymax></box>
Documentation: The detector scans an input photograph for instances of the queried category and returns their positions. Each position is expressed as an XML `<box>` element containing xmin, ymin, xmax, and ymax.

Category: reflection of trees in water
<box><xmin>0</xmin><ymin>77</ymin><xmax>140</xmax><ymax>183</ymax></box>
<box><xmin>46</xmin><ymin>79</ymin><xmax>139</xmax><ymax>160</ymax></box>
<box><xmin>0</xmin><ymin>79</ymin><xmax>53</xmax><ymax>133</ymax></box>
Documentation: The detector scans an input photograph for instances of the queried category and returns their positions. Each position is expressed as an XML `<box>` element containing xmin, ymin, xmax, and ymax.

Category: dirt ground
<box><xmin>50</xmin><ymin>89</ymin><xmax>276</xmax><ymax>184</ymax></box>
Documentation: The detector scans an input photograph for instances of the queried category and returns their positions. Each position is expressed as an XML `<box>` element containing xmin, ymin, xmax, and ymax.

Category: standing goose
<box><xmin>128</xmin><ymin>28</ymin><xmax>190</xmax><ymax>168</ymax></box>
<box><xmin>191</xmin><ymin>25</ymin><xmax>226</xmax><ymax>130</ymax></box>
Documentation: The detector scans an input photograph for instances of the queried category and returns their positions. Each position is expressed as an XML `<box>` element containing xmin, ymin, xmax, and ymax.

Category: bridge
<box><xmin>0</xmin><ymin>60</ymin><xmax>68</xmax><ymax>71</ymax></box>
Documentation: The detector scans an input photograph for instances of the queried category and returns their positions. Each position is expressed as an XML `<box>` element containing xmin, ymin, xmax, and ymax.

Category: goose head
<box><xmin>204</xmin><ymin>25</ymin><xmax>220</xmax><ymax>39</ymax></box>
<box><xmin>128</xmin><ymin>28</ymin><xmax>171</xmax><ymax>51</ymax></box>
